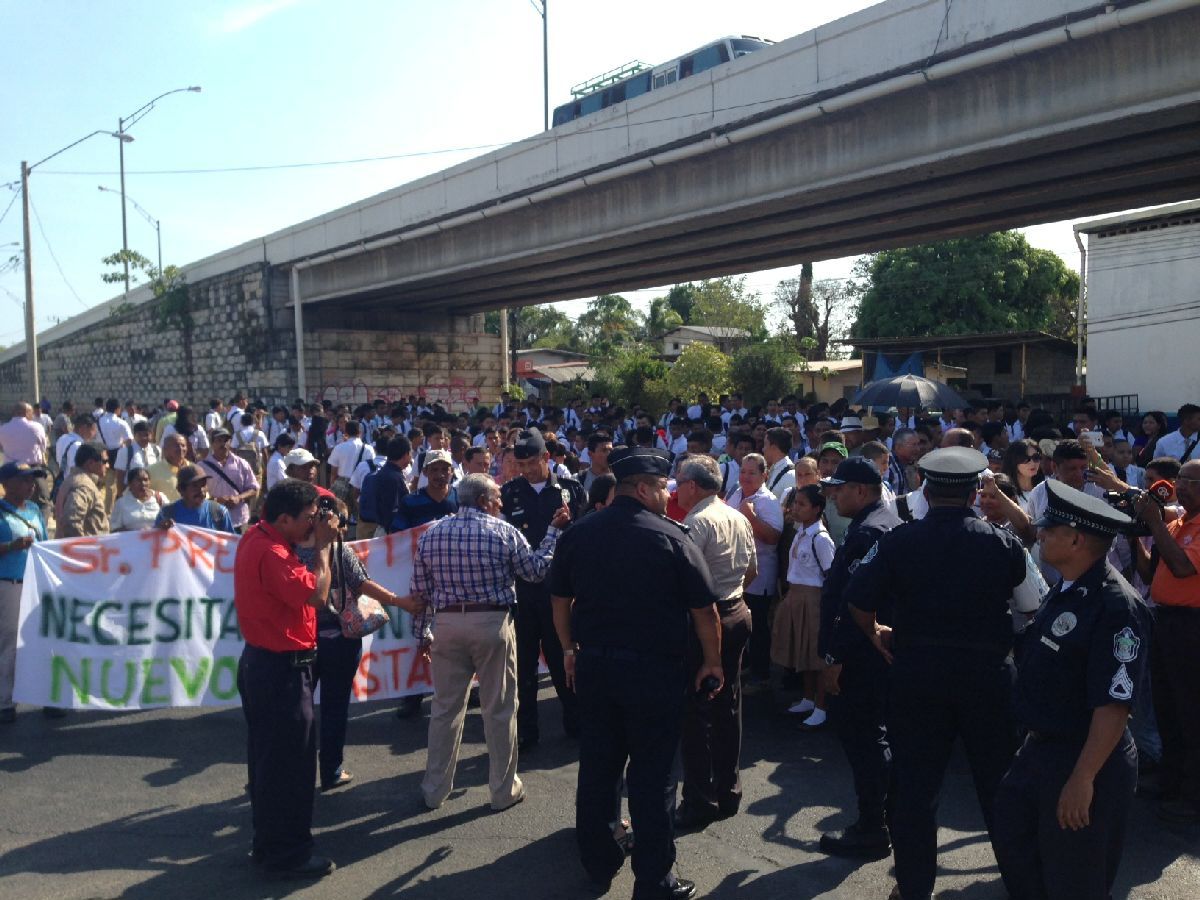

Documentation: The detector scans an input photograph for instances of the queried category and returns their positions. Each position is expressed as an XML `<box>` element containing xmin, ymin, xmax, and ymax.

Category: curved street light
<box><xmin>116</xmin><ymin>86</ymin><xmax>201</xmax><ymax>295</ymax></box>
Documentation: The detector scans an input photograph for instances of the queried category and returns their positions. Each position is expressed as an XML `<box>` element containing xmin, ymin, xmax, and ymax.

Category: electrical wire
<box><xmin>28</xmin><ymin>197</ymin><xmax>91</xmax><ymax>309</ymax></box>
<box><xmin>0</xmin><ymin>186</ymin><xmax>20</xmax><ymax>230</ymax></box>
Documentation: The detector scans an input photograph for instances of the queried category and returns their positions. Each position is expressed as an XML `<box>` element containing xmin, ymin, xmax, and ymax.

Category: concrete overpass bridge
<box><xmin>7</xmin><ymin>0</ymin><xmax>1199</xmax><ymax>406</ymax></box>
<box><xmin>275</xmin><ymin>0</ymin><xmax>1200</xmax><ymax>321</ymax></box>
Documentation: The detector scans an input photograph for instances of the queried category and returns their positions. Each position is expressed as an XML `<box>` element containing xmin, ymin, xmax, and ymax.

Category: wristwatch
<box><xmin>824</xmin><ymin>653</ymin><xmax>838</xmax><ymax>666</ymax></box>
<box><xmin>563</xmin><ymin>645</ymin><xmax>577</xmax><ymax>657</ymax></box>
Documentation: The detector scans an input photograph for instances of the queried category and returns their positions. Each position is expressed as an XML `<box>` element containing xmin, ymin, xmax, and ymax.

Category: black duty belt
<box><xmin>579</xmin><ymin>645</ymin><xmax>682</xmax><ymax>664</ymax></box>
<box><xmin>896</xmin><ymin>635</ymin><xmax>1010</xmax><ymax>657</ymax></box>
<box><xmin>246</xmin><ymin>643</ymin><xmax>317</xmax><ymax>668</ymax></box>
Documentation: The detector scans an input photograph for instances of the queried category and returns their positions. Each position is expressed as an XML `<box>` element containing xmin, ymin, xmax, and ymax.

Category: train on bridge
<box><xmin>551</xmin><ymin>35</ymin><xmax>773</xmax><ymax>128</ymax></box>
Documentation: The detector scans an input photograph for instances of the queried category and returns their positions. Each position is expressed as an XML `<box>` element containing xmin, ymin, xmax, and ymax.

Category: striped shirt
<box><xmin>410</xmin><ymin>506</ymin><xmax>560</xmax><ymax>639</ymax></box>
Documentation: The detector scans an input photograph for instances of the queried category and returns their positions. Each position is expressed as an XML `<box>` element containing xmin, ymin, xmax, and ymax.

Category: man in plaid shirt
<box><xmin>411</xmin><ymin>472</ymin><xmax>570</xmax><ymax>812</ymax></box>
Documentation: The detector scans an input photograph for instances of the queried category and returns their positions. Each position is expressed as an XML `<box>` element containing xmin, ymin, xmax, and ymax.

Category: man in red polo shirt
<box><xmin>236</xmin><ymin>478</ymin><xmax>338</xmax><ymax>878</ymax></box>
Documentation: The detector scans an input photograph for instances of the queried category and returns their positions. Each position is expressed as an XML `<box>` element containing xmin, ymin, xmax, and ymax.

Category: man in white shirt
<box><xmin>96</xmin><ymin>399</ymin><xmax>132</xmax><ymax>513</ymax></box>
<box><xmin>204</xmin><ymin>399</ymin><xmax>224</xmax><ymax>434</ymax></box>
<box><xmin>727</xmin><ymin>453</ymin><xmax>784</xmax><ymax>686</ymax></box>
<box><xmin>225</xmin><ymin>392</ymin><xmax>248</xmax><ymax>427</ymax></box>
<box><xmin>1153</xmin><ymin>404</ymin><xmax>1200</xmax><ymax>463</ymax></box>
<box><xmin>113</xmin><ymin>421</ymin><xmax>163</xmax><ymax>496</ymax></box>
<box><xmin>763</xmin><ymin>427</ymin><xmax>796</xmax><ymax>510</ymax></box>
<box><xmin>57</xmin><ymin>414</ymin><xmax>97</xmax><ymax>475</ymax></box>
<box><xmin>686</xmin><ymin>392</ymin><xmax>709</xmax><ymax>422</ymax></box>
<box><xmin>327</xmin><ymin>421</ymin><xmax>373</xmax><ymax>501</ymax></box>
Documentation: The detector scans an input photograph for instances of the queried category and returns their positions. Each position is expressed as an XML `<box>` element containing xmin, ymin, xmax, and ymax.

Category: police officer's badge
<box><xmin>1050</xmin><ymin>612</ymin><xmax>1077</xmax><ymax>637</ymax></box>
<box><xmin>1113</xmin><ymin>627</ymin><xmax>1140</xmax><ymax>663</ymax></box>
<box><xmin>559</xmin><ymin>487</ymin><xmax>571</xmax><ymax>508</ymax></box>
<box><xmin>1109</xmin><ymin>664</ymin><xmax>1134</xmax><ymax>701</ymax></box>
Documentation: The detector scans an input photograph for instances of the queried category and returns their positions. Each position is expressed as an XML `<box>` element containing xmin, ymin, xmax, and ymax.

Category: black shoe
<box><xmin>632</xmin><ymin>875</ymin><xmax>697</xmax><ymax>900</ymax></box>
<box><xmin>395</xmin><ymin>697</ymin><xmax>422</xmax><ymax>719</ymax></box>
<box><xmin>818</xmin><ymin>823</ymin><xmax>891</xmax><ymax>859</ymax></box>
<box><xmin>321</xmin><ymin>768</ymin><xmax>353</xmax><ymax>792</ymax></box>
<box><xmin>674</xmin><ymin>801</ymin><xmax>719</xmax><ymax>832</ymax></box>
<box><xmin>267</xmin><ymin>855</ymin><xmax>336</xmax><ymax>878</ymax></box>
<box><xmin>42</xmin><ymin>706</ymin><xmax>67</xmax><ymax>719</ymax></box>
<box><xmin>0</xmin><ymin>708</ymin><xmax>14</xmax><ymax>725</ymax></box>
<box><xmin>1156</xmin><ymin>798</ymin><xmax>1200</xmax><ymax>825</ymax></box>
<box><xmin>519</xmin><ymin>735</ymin><xmax>539</xmax><ymax>752</ymax></box>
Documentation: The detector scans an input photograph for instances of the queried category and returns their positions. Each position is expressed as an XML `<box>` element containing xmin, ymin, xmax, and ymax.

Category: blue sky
<box><xmin>1</xmin><ymin>0</ymin><xmax>1095</xmax><ymax>346</ymax></box>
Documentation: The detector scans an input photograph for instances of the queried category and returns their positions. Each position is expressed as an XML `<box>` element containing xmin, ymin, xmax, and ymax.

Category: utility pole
<box><xmin>542</xmin><ymin>0</ymin><xmax>549</xmax><ymax>130</ymax></box>
<box><xmin>118</xmin><ymin>115</ymin><xmax>130</xmax><ymax>297</ymax></box>
<box><xmin>20</xmin><ymin>162</ymin><xmax>38</xmax><ymax>406</ymax></box>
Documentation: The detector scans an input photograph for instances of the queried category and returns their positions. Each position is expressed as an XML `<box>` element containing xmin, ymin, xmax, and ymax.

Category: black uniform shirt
<box><xmin>548</xmin><ymin>495</ymin><xmax>718</xmax><ymax>659</ymax></box>
<box><xmin>1014</xmin><ymin>558</ymin><xmax>1148</xmax><ymax>739</ymax></box>
<box><xmin>818</xmin><ymin>499</ymin><xmax>902</xmax><ymax>662</ymax></box>
<box><xmin>502</xmin><ymin>470</ymin><xmax>586</xmax><ymax>547</ymax></box>
<box><xmin>847</xmin><ymin>506</ymin><xmax>1027</xmax><ymax>661</ymax></box>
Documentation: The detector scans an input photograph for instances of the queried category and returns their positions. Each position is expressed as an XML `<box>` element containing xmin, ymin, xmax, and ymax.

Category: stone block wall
<box><xmin>0</xmin><ymin>262</ymin><xmax>502</xmax><ymax>412</ymax></box>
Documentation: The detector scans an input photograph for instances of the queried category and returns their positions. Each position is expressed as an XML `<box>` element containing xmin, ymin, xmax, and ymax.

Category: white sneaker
<box><xmin>788</xmin><ymin>699</ymin><xmax>816</xmax><ymax>715</ymax></box>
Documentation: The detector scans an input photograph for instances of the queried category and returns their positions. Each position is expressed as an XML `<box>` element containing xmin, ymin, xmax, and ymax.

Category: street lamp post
<box><xmin>20</xmin><ymin>130</ymin><xmax>132</xmax><ymax>405</ymax></box>
<box><xmin>98</xmin><ymin>186</ymin><xmax>161</xmax><ymax>275</ymax></box>
<box><xmin>117</xmin><ymin>86</ymin><xmax>200</xmax><ymax>296</ymax></box>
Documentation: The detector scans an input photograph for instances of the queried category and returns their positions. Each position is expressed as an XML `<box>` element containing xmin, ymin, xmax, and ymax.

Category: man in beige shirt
<box><xmin>674</xmin><ymin>454</ymin><xmax>757</xmax><ymax>831</ymax></box>
<box><xmin>58</xmin><ymin>444</ymin><xmax>110</xmax><ymax>538</ymax></box>
<box><xmin>148</xmin><ymin>434</ymin><xmax>187</xmax><ymax>503</ymax></box>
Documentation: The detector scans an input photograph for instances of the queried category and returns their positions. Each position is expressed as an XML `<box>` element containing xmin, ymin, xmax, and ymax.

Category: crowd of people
<box><xmin>0</xmin><ymin>388</ymin><xmax>1197</xmax><ymax>899</ymax></box>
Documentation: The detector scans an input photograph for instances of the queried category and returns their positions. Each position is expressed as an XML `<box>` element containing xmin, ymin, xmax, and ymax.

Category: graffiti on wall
<box><xmin>312</xmin><ymin>379</ymin><xmax>483</xmax><ymax>412</ymax></box>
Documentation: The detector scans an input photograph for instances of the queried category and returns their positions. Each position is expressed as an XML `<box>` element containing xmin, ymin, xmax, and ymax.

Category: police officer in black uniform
<box><xmin>847</xmin><ymin>447</ymin><xmax>1031</xmax><ymax>900</ymax></box>
<box><xmin>815</xmin><ymin>457</ymin><xmax>902</xmax><ymax>860</ymax></box>
<box><xmin>549</xmin><ymin>447</ymin><xmax>723</xmax><ymax>900</ymax></box>
<box><xmin>993</xmin><ymin>480</ymin><xmax>1147</xmax><ymax>900</ymax></box>
<box><xmin>502</xmin><ymin>428</ymin><xmax>586</xmax><ymax>750</ymax></box>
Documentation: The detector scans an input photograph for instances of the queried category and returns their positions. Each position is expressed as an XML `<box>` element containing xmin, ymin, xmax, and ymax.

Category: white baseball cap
<box><xmin>283</xmin><ymin>448</ymin><xmax>318</xmax><ymax>468</ymax></box>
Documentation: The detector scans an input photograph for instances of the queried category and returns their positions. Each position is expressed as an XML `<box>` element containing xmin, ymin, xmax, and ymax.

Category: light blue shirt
<box><xmin>0</xmin><ymin>499</ymin><xmax>47</xmax><ymax>581</ymax></box>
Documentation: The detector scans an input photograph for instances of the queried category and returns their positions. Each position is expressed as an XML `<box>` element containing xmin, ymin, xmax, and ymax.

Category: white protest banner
<box><xmin>14</xmin><ymin>524</ymin><xmax>434</xmax><ymax>710</ymax></box>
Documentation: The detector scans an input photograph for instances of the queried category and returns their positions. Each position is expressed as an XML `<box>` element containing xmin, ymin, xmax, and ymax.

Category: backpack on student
<box><xmin>356</xmin><ymin>458</ymin><xmax>385</xmax><ymax>524</ymax></box>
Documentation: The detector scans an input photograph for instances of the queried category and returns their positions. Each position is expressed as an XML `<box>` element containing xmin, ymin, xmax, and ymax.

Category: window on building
<box><xmin>994</xmin><ymin>350</ymin><xmax>1013</xmax><ymax>375</ymax></box>
<box><xmin>672</xmin><ymin>342</ymin><xmax>680</xmax><ymax>351</ymax></box>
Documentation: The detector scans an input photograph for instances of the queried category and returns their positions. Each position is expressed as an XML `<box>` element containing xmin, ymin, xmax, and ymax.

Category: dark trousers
<box><xmin>1151</xmin><ymin>606</ymin><xmax>1200</xmax><ymax>805</ymax></box>
<box><xmin>993</xmin><ymin>730</ymin><xmax>1137</xmax><ymax>900</ymax></box>
<box><xmin>313</xmin><ymin>633</ymin><xmax>363</xmax><ymax>786</ymax></box>
<box><xmin>237</xmin><ymin>644</ymin><xmax>317</xmax><ymax>869</ymax></box>
<box><xmin>888</xmin><ymin>656</ymin><xmax>1019</xmax><ymax>900</ymax></box>
<box><xmin>681</xmin><ymin>602</ymin><xmax>752</xmax><ymax>813</ymax></box>
<box><xmin>830</xmin><ymin>651</ymin><xmax>891</xmax><ymax>830</ymax></box>
<box><xmin>744</xmin><ymin>591</ymin><xmax>774</xmax><ymax>680</ymax></box>
<box><xmin>575</xmin><ymin>651</ymin><xmax>686</xmax><ymax>892</ymax></box>
<box><xmin>516</xmin><ymin>584</ymin><xmax>577</xmax><ymax>741</ymax></box>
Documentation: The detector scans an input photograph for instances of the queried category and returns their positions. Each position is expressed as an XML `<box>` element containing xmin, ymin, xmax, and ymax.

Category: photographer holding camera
<box><xmin>235</xmin><ymin>479</ymin><xmax>339</xmax><ymax>879</ymax></box>
<box><xmin>1130</xmin><ymin>459</ymin><xmax>1200</xmax><ymax>825</ymax></box>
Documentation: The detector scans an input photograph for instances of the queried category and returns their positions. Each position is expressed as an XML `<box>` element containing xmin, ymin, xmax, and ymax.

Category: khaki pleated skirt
<box><xmin>771</xmin><ymin>583</ymin><xmax>823</xmax><ymax>672</ymax></box>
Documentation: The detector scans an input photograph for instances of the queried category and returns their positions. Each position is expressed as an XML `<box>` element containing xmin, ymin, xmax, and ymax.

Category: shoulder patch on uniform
<box><xmin>1113</xmin><ymin>627</ymin><xmax>1140</xmax><ymax>663</ymax></box>
<box><xmin>859</xmin><ymin>541</ymin><xmax>879</xmax><ymax>567</ymax></box>
<box><xmin>1109</xmin><ymin>664</ymin><xmax>1134</xmax><ymax>701</ymax></box>
<box><xmin>1051</xmin><ymin>612</ymin><xmax>1077</xmax><ymax>637</ymax></box>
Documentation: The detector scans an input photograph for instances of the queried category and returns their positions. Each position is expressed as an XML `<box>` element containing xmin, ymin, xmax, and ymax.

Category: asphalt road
<box><xmin>1</xmin><ymin>685</ymin><xmax>1196</xmax><ymax>899</ymax></box>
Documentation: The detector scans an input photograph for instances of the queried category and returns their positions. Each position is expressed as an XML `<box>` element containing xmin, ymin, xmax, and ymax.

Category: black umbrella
<box><xmin>851</xmin><ymin>374</ymin><xmax>969</xmax><ymax>412</ymax></box>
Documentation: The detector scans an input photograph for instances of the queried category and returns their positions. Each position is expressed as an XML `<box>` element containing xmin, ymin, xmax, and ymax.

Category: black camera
<box><xmin>317</xmin><ymin>495</ymin><xmax>348</xmax><ymax>530</ymax></box>
<box><xmin>1103</xmin><ymin>488</ymin><xmax>1149</xmax><ymax>537</ymax></box>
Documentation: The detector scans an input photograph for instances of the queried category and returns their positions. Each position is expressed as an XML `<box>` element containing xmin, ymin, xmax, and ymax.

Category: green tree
<box><xmin>666</xmin><ymin>342</ymin><xmax>732</xmax><ymax>400</ymax></box>
<box><xmin>577</xmin><ymin>293</ymin><xmax>640</xmax><ymax>357</ymax></box>
<box><xmin>775</xmin><ymin>265</ymin><xmax>858</xmax><ymax>360</ymax></box>
<box><xmin>484</xmin><ymin>306</ymin><xmax>579</xmax><ymax>352</ymax></box>
<box><xmin>592</xmin><ymin>347</ymin><xmax>671</xmax><ymax>409</ymax></box>
<box><xmin>730</xmin><ymin>339</ymin><xmax>803</xmax><ymax>407</ymax></box>
<box><xmin>641</xmin><ymin>295</ymin><xmax>683</xmax><ymax>341</ymax></box>
<box><xmin>851</xmin><ymin>232</ymin><xmax>1080</xmax><ymax>340</ymax></box>
<box><xmin>689</xmin><ymin>276</ymin><xmax>767</xmax><ymax>341</ymax></box>
<box><xmin>665</xmin><ymin>283</ymin><xmax>699</xmax><ymax>324</ymax></box>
